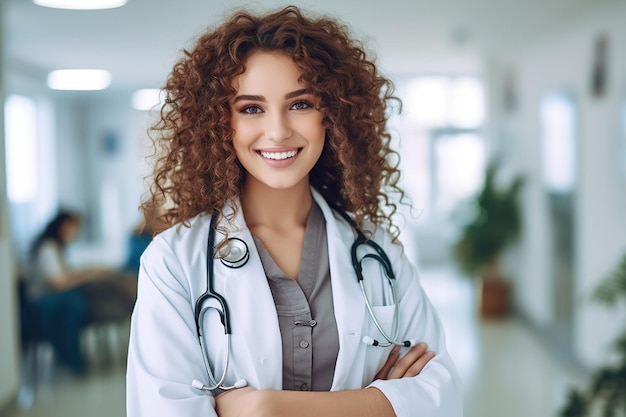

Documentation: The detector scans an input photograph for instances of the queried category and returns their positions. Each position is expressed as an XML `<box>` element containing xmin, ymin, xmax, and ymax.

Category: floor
<box><xmin>3</xmin><ymin>264</ymin><xmax>590</xmax><ymax>417</ymax></box>
<box><xmin>420</xmin><ymin>266</ymin><xmax>589</xmax><ymax>417</ymax></box>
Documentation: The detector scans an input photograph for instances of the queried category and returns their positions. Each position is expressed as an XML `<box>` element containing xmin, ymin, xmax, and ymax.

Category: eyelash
<box><xmin>238</xmin><ymin>100</ymin><xmax>314</xmax><ymax>115</ymax></box>
<box><xmin>240</xmin><ymin>105</ymin><xmax>262</xmax><ymax>115</ymax></box>
<box><xmin>291</xmin><ymin>100</ymin><xmax>313</xmax><ymax>110</ymax></box>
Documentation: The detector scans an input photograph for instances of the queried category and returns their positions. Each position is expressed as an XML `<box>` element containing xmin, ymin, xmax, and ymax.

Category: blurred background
<box><xmin>1</xmin><ymin>0</ymin><xmax>626</xmax><ymax>416</ymax></box>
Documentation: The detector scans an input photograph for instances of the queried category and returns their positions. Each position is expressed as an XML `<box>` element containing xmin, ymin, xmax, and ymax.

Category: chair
<box><xmin>16</xmin><ymin>278</ymin><xmax>51</xmax><ymax>409</ymax></box>
<box><xmin>80</xmin><ymin>277</ymin><xmax>136</xmax><ymax>369</ymax></box>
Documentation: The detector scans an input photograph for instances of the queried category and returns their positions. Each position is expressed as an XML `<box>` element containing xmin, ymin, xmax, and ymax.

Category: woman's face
<box><xmin>230</xmin><ymin>52</ymin><xmax>325</xmax><ymax>193</ymax></box>
<box><xmin>60</xmin><ymin>218</ymin><xmax>80</xmax><ymax>243</ymax></box>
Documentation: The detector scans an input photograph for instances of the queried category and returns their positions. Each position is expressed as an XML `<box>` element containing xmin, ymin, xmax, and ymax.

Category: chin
<box><xmin>250</xmin><ymin>176</ymin><xmax>309</xmax><ymax>192</ymax></box>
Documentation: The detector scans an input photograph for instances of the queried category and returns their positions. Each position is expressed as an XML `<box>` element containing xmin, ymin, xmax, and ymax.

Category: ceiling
<box><xmin>3</xmin><ymin>0</ymin><xmax>604</xmax><ymax>95</ymax></box>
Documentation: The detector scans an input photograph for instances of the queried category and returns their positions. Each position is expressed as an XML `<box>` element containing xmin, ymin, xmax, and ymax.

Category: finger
<box><xmin>404</xmin><ymin>350</ymin><xmax>436</xmax><ymax>378</ymax></box>
<box><xmin>374</xmin><ymin>345</ymin><xmax>400</xmax><ymax>380</ymax></box>
<box><xmin>374</xmin><ymin>346</ymin><xmax>400</xmax><ymax>380</ymax></box>
<box><xmin>387</xmin><ymin>342</ymin><xmax>428</xmax><ymax>380</ymax></box>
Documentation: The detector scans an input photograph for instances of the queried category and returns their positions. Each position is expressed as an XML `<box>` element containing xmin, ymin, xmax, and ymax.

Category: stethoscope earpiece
<box><xmin>191</xmin><ymin>379</ymin><xmax>206</xmax><ymax>390</ymax></box>
<box><xmin>362</xmin><ymin>336</ymin><xmax>377</xmax><ymax>346</ymax></box>
<box><xmin>362</xmin><ymin>336</ymin><xmax>417</xmax><ymax>348</ymax></box>
<box><xmin>191</xmin><ymin>378</ymin><xmax>248</xmax><ymax>392</ymax></box>
<box><xmin>233</xmin><ymin>379</ymin><xmax>248</xmax><ymax>388</ymax></box>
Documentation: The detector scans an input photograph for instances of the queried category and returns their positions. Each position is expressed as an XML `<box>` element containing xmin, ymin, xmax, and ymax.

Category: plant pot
<box><xmin>479</xmin><ymin>277</ymin><xmax>511</xmax><ymax>319</ymax></box>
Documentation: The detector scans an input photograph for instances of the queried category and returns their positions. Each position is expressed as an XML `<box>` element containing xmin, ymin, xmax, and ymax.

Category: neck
<box><xmin>240</xmin><ymin>177</ymin><xmax>313</xmax><ymax>230</ymax></box>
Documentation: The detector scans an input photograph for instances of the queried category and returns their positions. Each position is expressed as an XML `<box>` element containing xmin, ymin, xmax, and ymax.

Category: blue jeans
<box><xmin>34</xmin><ymin>288</ymin><xmax>88</xmax><ymax>373</ymax></box>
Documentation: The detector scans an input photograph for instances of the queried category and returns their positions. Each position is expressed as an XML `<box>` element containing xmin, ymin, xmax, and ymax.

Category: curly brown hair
<box><xmin>143</xmin><ymin>5</ymin><xmax>406</xmax><ymax>238</ymax></box>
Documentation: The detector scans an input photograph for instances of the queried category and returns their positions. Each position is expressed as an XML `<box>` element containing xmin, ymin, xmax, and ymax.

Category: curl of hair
<box><xmin>143</xmin><ymin>5</ymin><xmax>407</xmax><ymax>240</ymax></box>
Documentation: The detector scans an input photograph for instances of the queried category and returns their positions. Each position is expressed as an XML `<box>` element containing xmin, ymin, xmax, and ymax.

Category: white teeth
<box><xmin>259</xmin><ymin>150</ymin><xmax>298</xmax><ymax>160</ymax></box>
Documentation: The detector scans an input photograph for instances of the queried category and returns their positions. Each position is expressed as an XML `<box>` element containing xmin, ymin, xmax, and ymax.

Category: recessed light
<box><xmin>33</xmin><ymin>0</ymin><xmax>127</xmax><ymax>10</ymax></box>
<box><xmin>131</xmin><ymin>89</ymin><xmax>163</xmax><ymax>111</ymax></box>
<box><xmin>47</xmin><ymin>69</ymin><xmax>112</xmax><ymax>91</ymax></box>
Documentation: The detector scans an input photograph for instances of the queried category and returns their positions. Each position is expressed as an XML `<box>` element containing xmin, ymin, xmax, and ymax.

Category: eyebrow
<box><xmin>232</xmin><ymin>88</ymin><xmax>311</xmax><ymax>104</ymax></box>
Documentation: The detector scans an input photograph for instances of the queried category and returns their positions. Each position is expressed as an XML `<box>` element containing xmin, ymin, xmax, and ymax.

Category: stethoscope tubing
<box><xmin>193</xmin><ymin>214</ymin><xmax>238</xmax><ymax>392</ymax></box>
<box><xmin>343</xmin><ymin>209</ymin><xmax>415</xmax><ymax>348</ymax></box>
<box><xmin>195</xmin><ymin>215</ymin><xmax>232</xmax><ymax>336</ymax></box>
<box><xmin>193</xmin><ymin>208</ymin><xmax>414</xmax><ymax>393</ymax></box>
<box><xmin>197</xmin><ymin>308</ymin><xmax>232</xmax><ymax>390</ymax></box>
<box><xmin>353</xmin><ymin>238</ymin><xmax>405</xmax><ymax>348</ymax></box>
<box><xmin>359</xmin><ymin>279</ymin><xmax>400</xmax><ymax>347</ymax></box>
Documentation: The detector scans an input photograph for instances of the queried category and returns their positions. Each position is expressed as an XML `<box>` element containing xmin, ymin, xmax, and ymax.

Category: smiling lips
<box><xmin>258</xmin><ymin>148</ymin><xmax>300</xmax><ymax>161</ymax></box>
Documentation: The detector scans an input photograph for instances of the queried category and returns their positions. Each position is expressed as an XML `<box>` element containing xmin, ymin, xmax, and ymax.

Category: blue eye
<box><xmin>291</xmin><ymin>101</ymin><xmax>311</xmax><ymax>110</ymax></box>
<box><xmin>241</xmin><ymin>105</ymin><xmax>262</xmax><ymax>114</ymax></box>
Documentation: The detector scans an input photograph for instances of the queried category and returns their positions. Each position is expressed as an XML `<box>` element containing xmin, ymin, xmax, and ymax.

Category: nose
<box><xmin>264</xmin><ymin>111</ymin><xmax>292</xmax><ymax>142</ymax></box>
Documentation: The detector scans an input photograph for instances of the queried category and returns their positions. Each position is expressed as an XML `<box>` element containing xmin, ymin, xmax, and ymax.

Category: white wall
<box><xmin>55</xmin><ymin>94</ymin><xmax>152</xmax><ymax>267</ymax></box>
<box><xmin>0</xmin><ymin>5</ymin><xmax>22</xmax><ymax>408</ymax></box>
<box><xmin>55</xmin><ymin>98</ymin><xmax>89</xmax><ymax>215</ymax></box>
<box><xmin>489</xmin><ymin>1</ymin><xmax>626</xmax><ymax>368</ymax></box>
<box><xmin>83</xmin><ymin>96</ymin><xmax>150</xmax><ymax>244</ymax></box>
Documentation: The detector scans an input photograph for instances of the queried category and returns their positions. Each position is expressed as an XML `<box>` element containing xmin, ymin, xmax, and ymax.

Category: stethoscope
<box><xmin>191</xmin><ymin>209</ymin><xmax>416</xmax><ymax>394</ymax></box>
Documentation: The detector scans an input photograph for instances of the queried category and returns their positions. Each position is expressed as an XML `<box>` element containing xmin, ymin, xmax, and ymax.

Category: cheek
<box><xmin>231</xmin><ymin>123</ymin><xmax>254</xmax><ymax>151</ymax></box>
<box><xmin>232</xmin><ymin>136</ymin><xmax>248</xmax><ymax>161</ymax></box>
<box><xmin>311</xmin><ymin>117</ymin><xmax>326</xmax><ymax>146</ymax></box>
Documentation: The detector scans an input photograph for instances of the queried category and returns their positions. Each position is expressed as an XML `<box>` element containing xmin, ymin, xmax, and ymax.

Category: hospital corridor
<box><xmin>1</xmin><ymin>0</ymin><xmax>626</xmax><ymax>416</ymax></box>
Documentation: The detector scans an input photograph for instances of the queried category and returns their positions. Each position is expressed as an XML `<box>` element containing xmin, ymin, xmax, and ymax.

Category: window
<box><xmin>540</xmin><ymin>93</ymin><xmax>577</xmax><ymax>193</ymax></box>
<box><xmin>623</xmin><ymin>100</ymin><xmax>626</xmax><ymax>176</ymax></box>
<box><xmin>392</xmin><ymin>76</ymin><xmax>486</xmax><ymax>263</ymax></box>
<box><xmin>4</xmin><ymin>95</ymin><xmax>39</xmax><ymax>203</ymax></box>
<box><xmin>4</xmin><ymin>94</ymin><xmax>57</xmax><ymax>259</ymax></box>
<box><xmin>433</xmin><ymin>133</ymin><xmax>486</xmax><ymax>217</ymax></box>
<box><xmin>395</xmin><ymin>76</ymin><xmax>486</xmax><ymax>222</ymax></box>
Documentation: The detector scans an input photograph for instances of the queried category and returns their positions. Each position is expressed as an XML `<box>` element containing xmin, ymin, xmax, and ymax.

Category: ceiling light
<box><xmin>33</xmin><ymin>0</ymin><xmax>127</xmax><ymax>10</ymax></box>
<box><xmin>47</xmin><ymin>69</ymin><xmax>112</xmax><ymax>91</ymax></box>
<box><xmin>131</xmin><ymin>89</ymin><xmax>163</xmax><ymax>111</ymax></box>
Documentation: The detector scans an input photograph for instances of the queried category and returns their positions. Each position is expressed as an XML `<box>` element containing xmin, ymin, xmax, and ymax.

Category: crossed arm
<box><xmin>215</xmin><ymin>343</ymin><xmax>435</xmax><ymax>417</ymax></box>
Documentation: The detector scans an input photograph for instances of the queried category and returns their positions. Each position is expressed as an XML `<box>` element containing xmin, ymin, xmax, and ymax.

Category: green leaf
<box><xmin>593</xmin><ymin>252</ymin><xmax>626</xmax><ymax>308</ymax></box>
<box><xmin>452</xmin><ymin>159</ymin><xmax>524</xmax><ymax>278</ymax></box>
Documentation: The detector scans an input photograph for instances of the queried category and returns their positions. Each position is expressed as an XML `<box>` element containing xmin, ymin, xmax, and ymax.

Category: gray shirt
<box><xmin>253</xmin><ymin>202</ymin><xmax>339</xmax><ymax>391</ymax></box>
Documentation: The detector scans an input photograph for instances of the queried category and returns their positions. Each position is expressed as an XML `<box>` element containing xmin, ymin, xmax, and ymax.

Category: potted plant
<box><xmin>452</xmin><ymin>160</ymin><xmax>524</xmax><ymax>318</ymax></box>
<box><xmin>560</xmin><ymin>251</ymin><xmax>626</xmax><ymax>417</ymax></box>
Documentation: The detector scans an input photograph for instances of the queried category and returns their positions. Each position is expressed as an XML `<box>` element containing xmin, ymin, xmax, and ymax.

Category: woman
<box><xmin>127</xmin><ymin>6</ymin><xmax>462</xmax><ymax>417</ymax></box>
<box><xmin>28</xmin><ymin>211</ymin><xmax>107</xmax><ymax>373</ymax></box>
<box><xmin>28</xmin><ymin>211</ymin><xmax>137</xmax><ymax>373</ymax></box>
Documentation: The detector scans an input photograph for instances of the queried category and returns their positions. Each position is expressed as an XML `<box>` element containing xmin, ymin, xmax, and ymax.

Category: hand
<box><xmin>374</xmin><ymin>343</ymin><xmax>435</xmax><ymax>380</ymax></box>
<box><xmin>85</xmin><ymin>266</ymin><xmax>114</xmax><ymax>280</ymax></box>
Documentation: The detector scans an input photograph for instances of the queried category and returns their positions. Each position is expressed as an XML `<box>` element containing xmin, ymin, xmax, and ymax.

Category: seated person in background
<box><xmin>27</xmin><ymin>211</ymin><xmax>102</xmax><ymax>374</ymax></box>
<box><xmin>26</xmin><ymin>210</ymin><xmax>136</xmax><ymax>374</ymax></box>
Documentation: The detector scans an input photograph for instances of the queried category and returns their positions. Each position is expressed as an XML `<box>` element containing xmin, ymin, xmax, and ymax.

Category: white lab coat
<box><xmin>127</xmin><ymin>189</ymin><xmax>463</xmax><ymax>416</ymax></box>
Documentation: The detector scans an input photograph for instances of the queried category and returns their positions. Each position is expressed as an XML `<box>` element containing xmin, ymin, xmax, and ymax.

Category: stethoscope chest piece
<box><xmin>219</xmin><ymin>238</ymin><xmax>249</xmax><ymax>269</ymax></box>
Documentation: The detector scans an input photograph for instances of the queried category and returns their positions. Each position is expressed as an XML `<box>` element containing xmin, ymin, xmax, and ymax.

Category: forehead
<box><xmin>64</xmin><ymin>217</ymin><xmax>80</xmax><ymax>226</ymax></box>
<box><xmin>232</xmin><ymin>52</ymin><xmax>304</xmax><ymax>93</ymax></box>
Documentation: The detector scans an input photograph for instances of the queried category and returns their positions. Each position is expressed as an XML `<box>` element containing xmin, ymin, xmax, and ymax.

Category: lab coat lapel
<box><xmin>213</xmin><ymin>205</ymin><xmax>283</xmax><ymax>389</ymax></box>
<box><xmin>312</xmin><ymin>190</ymin><xmax>367</xmax><ymax>390</ymax></box>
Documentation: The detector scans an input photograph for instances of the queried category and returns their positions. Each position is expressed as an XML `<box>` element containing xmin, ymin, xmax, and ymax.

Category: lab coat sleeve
<box><xmin>366</xmin><ymin>236</ymin><xmax>464</xmax><ymax>417</ymax></box>
<box><xmin>126</xmin><ymin>234</ymin><xmax>217</xmax><ymax>417</ymax></box>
